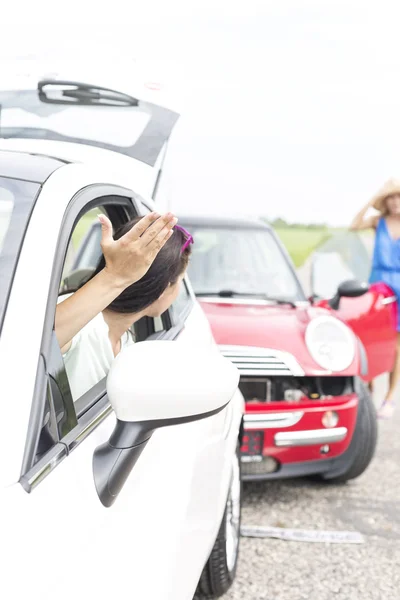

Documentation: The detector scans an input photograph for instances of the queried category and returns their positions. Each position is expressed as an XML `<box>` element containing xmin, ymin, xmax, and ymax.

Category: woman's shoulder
<box><xmin>79</xmin><ymin>311</ymin><xmax>109</xmax><ymax>342</ymax></box>
<box><xmin>372</xmin><ymin>214</ymin><xmax>382</xmax><ymax>230</ymax></box>
<box><xmin>62</xmin><ymin>310</ymin><xmax>109</xmax><ymax>359</ymax></box>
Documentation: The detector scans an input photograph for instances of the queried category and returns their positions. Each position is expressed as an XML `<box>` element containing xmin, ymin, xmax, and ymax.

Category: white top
<box><xmin>62</xmin><ymin>310</ymin><xmax>135</xmax><ymax>401</ymax></box>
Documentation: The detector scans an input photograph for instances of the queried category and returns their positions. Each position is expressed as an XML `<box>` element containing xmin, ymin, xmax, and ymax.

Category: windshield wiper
<box><xmin>196</xmin><ymin>290</ymin><xmax>297</xmax><ymax>307</ymax></box>
<box><xmin>38</xmin><ymin>80</ymin><xmax>139</xmax><ymax>107</ymax></box>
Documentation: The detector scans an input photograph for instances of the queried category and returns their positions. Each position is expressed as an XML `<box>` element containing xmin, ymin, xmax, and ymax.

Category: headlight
<box><xmin>305</xmin><ymin>316</ymin><xmax>356</xmax><ymax>372</ymax></box>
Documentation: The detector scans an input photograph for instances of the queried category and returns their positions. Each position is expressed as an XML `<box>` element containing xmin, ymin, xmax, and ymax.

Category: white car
<box><xmin>0</xmin><ymin>75</ymin><xmax>244</xmax><ymax>600</ymax></box>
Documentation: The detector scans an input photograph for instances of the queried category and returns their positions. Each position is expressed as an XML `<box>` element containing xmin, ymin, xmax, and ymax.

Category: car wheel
<box><xmin>321</xmin><ymin>377</ymin><xmax>378</xmax><ymax>483</ymax></box>
<box><xmin>195</xmin><ymin>443</ymin><xmax>241</xmax><ymax>599</ymax></box>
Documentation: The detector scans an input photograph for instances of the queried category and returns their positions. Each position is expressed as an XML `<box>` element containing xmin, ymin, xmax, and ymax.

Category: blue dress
<box><xmin>369</xmin><ymin>218</ymin><xmax>400</xmax><ymax>331</ymax></box>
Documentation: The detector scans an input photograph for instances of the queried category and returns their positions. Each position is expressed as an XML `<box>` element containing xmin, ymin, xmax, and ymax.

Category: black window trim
<box><xmin>21</xmin><ymin>395</ymin><xmax>112</xmax><ymax>493</ymax></box>
<box><xmin>21</xmin><ymin>184</ymin><xmax>141</xmax><ymax>479</ymax></box>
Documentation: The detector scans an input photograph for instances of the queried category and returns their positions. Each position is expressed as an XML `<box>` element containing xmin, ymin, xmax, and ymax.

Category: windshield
<box><xmin>0</xmin><ymin>177</ymin><xmax>40</xmax><ymax>334</ymax></box>
<box><xmin>184</xmin><ymin>225</ymin><xmax>305</xmax><ymax>302</ymax></box>
<box><xmin>0</xmin><ymin>89</ymin><xmax>178</xmax><ymax>166</ymax></box>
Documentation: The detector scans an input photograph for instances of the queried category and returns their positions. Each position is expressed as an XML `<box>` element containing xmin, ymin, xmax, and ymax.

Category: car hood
<box><xmin>199</xmin><ymin>299</ymin><xmax>359</xmax><ymax>375</ymax></box>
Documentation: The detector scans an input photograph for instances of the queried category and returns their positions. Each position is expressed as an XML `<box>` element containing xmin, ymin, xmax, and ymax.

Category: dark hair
<box><xmin>93</xmin><ymin>217</ymin><xmax>191</xmax><ymax>314</ymax></box>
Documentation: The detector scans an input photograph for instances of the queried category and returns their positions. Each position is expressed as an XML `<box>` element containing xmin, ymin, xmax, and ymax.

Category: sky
<box><xmin>2</xmin><ymin>0</ymin><xmax>400</xmax><ymax>225</ymax></box>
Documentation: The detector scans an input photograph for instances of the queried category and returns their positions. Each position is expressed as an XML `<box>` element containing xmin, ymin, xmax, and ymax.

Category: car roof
<box><xmin>0</xmin><ymin>138</ymin><xmax>155</xmax><ymax>174</ymax></box>
<box><xmin>0</xmin><ymin>149</ymin><xmax>66</xmax><ymax>183</ymax></box>
<box><xmin>178</xmin><ymin>215</ymin><xmax>272</xmax><ymax>231</ymax></box>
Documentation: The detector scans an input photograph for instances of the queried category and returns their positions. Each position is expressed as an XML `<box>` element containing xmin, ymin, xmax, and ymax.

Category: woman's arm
<box><xmin>349</xmin><ymin>200</ymin><xmax>379</xmax><ymax>231</ymax></box>
<box><xmin>56</xmin><ymin>212</ymin><xmax>177</xmax><ymax>353</ymax></box>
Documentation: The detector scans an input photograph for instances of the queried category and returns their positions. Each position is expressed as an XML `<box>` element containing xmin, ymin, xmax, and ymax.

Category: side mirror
<box><xmin>329</xmin><ymin>279</ymin><xmax>369</xmax><ymax>310</ymax></box>
<box><xmin>93</xmin><ymin>340</ymin><xmax>239</xmax><ymax>507</ymax></box>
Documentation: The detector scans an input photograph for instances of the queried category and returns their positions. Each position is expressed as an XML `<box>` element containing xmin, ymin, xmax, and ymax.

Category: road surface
<box><xmin>224</xmin><ymin>235</ymin><xmax>398</xmax><ymax>600</ymax></box>
<box><xmin>224</xmin><ymin>377</ymin><xmax>399</xmax><ymax>600</ymax></box>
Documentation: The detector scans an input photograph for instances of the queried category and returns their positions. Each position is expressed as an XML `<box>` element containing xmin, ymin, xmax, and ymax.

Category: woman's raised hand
<box><xmin>99</xmin><ymin>212</ymin><xmax>178</xmax><ymax>289</ymax></box>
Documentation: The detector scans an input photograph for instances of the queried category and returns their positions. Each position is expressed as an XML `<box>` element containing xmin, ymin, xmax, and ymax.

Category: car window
<box><xmin>311</xmin><ymin>231</ymin><xmax>371</xmax><ymax>299</ymax></box>
<box><xmin>61</xmin><ymin>207</ymin><xmax>105</xmax><ymax>293</ymax></box>
<box><xmin>0</xmin><ymin>187</ymin><xmax>13</xmax><ymax>254</ymax></box>
<box><xmin>23</xmin><ymin>190</ymin><xmax>140</xmax><ymax>477</ymax></box>
<box><xmin>57</xmin><ymin>205</ymin><xmax>139</xmax><ymax>405</ymax></box>
<box><xmin>0</xmin><ymin>88</ymin><xmax>178</xmax><ymax>167</ymax></box>
<box><xmin>0</xmin><ymin>177</ymin><xmax>40</xmax><ymax>335</ymax></box>
<box><xmin>182</xmin><ymin>225</ymin><xmax>305</xmax><ymax>302</ymax></box>
<box><xmin>170</xmin><ymin>279</ymin><xmax>193</xmax><ymax>324</ymax></box>
<box><xmin>2</xmin><ymin>104</ymin><xmax>150</xmax><ymax>147</ymax></box>
<box><xmin>57</xmin><ymin>202</ymin><xmax>194</xmax><ymax>406</ymax></box>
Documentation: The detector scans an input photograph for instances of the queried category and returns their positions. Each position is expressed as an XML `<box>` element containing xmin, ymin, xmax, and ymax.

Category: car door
<box><xmin>67</xmin><ymin>199</ymin><xmax>242</xmax><ymax>572</ymax></box>
<box><xmin>311</xmin><ymin>231</ymin><xmax>397</xmax><ymax>378</ymax></box>
<box><xmin>0</xmin><ymin>165</ymin><xmax>238</xmax><ymax>600</ymax></box>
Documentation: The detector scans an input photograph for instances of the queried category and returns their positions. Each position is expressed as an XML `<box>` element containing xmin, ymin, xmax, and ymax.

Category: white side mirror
<box><xmin>107</xmin><ymin>340</ymin><xmax>239</xmax><ymax>422</ymax></box>
<box><xmin>93</xmin><ymin>340</ymin><xmax>239</xmax><ymax>507</ymax></box>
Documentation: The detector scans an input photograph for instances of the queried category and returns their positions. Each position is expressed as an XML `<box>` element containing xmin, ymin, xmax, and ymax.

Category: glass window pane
<box><xmin>0</xmin><ymin>188</ymin><xmax>14</xmax><ymax>254</ymax></box>
<box><xmin>0</xmin><ymin>177</ymin><xmax>40</xmax><ymax>333</ymax></box>
<box><xmin>171</xmin><ymin>279</ymin><xmax>191</xmax><ymax>322</ymax></box>
<box><xmin>186</xmin><ymin>226</ymin><xmax>304</xmax><ymax>302</ymax></box>
<box><xmin>311</xmin><ymin>232</ymin><xmax>371</xmax><ymax>299</ymax></box>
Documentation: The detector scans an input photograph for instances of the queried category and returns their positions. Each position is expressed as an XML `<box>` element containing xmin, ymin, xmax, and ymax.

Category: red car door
<box><xmin>331</xmin><ymin>283</ymin><xmax>396</xmax><ymax>379</ymax></box>
<box><xmin>311</xmin><ymin>233</ymin><xmax>397</xmax><ymax>380</ymax></box>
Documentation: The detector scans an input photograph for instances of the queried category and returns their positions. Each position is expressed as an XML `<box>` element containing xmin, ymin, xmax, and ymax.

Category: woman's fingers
<box><xmin>100</xmin><ymin>212</ymin><xmax>178</xmax><ymax>287</ymax></box>
<box><xmin>148</xmin><ymin>229</ymin><xmax>174</xmax><ymax>263</ymax></box>
<box><xmin>98</xmin><ymin>214</ymin><xmax>114</xmax><ymax>247</ymax></box>
<box><xmin>122</xmin><ymin>211</ymin><xmax>162</xmax><ymax>242</ymax></box>
<box><xmin>141</xmin><ymin>213</ymin><xmax>178</xmax><ymax>247</ymax></box>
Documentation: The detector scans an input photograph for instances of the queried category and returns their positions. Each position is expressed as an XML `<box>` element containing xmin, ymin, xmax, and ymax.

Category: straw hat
<box><xmin>371</xmin><ymin>178</ymin><xmax>400</xmax><ymax>212</ymax></box>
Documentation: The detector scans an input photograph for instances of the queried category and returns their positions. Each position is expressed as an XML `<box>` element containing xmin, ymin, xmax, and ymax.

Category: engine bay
<box><xmin>239</xmin><ymin>376</ymin><xmax>354</xmax><ymax>403</ymax></box>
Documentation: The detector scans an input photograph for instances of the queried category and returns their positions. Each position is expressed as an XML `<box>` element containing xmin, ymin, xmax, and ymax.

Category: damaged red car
<box><xmin>179</xmin><ymin>216</ymin><xmax>397</xmax><ymax>482</ymax></box>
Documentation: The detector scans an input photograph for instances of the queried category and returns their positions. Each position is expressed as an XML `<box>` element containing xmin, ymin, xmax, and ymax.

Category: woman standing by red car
<box><xmin>351</xmin><ymin>179</ymin><xmax>400</xmax><ymax>418</ymax></box>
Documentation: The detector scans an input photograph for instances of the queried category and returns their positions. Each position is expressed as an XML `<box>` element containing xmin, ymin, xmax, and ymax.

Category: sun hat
<box><xmin>371</xmin><ymin>178</ymin><xmax>400</xmax><ymax>212</ymax></box>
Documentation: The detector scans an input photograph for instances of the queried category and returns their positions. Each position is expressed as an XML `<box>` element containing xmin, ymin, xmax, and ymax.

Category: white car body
<box><xmin>0</xmin><ymin>73</ymin><xmax>244</xmax><ymax>600</ymax></box>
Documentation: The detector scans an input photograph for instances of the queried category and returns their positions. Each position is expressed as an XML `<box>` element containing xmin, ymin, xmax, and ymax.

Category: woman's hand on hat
<box><xmin>98</xmin><ymin>212</ymin><xmax>178</xmax><ymax>289</ymax></box>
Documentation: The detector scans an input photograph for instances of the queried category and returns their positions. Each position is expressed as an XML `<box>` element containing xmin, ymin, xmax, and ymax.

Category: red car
<box><xmin>180</xmin><ymin>216</ymin><xmax>397</xmax><ymax>482</ymax></box>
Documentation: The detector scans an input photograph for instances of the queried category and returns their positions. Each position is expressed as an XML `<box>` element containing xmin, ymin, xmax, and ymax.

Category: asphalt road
<box><xmin>224</xmin><ymin>379</ymin><xmax>400</xmax><ymax>600</ymax></box>
<box><xmin>224</xmin><ymin>233</ymin><xmax>400</xmax><ymax>599</ymax></box>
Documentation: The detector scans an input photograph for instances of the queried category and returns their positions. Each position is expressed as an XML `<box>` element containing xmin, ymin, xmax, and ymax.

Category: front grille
<box><xmin>220</xmin><ymin>345</ymin><xmax>304</xmax><ymax>377</ymax></box>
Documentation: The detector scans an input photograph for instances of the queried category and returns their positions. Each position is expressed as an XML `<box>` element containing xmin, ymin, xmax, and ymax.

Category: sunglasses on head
<box><xmin>174</xmin><ymin>224</ymin><xmax>194</xmax><ymax>253</ymax></box>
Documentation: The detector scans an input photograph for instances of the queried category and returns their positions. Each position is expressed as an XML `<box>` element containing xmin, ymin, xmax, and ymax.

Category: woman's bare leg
<box><xmin>378</xmin><ymin>333</ymin><xmax>400</xmax><ymax>417</ymax></box>
<box><xmin>385</xmin><ymin>333</ymin><xmax>400</xmax><ymax>402</ymax></box>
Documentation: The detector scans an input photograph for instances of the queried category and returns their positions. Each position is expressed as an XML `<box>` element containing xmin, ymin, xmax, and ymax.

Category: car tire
<box><xmin>195</xmin><ymin>443</ymin><xmax>242</xmax><ymax>599</ymax></box>
<box><xmin>321</xmin><ymin>377</ymin><xmax>378</xmax><ymax>483</ymax></box>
